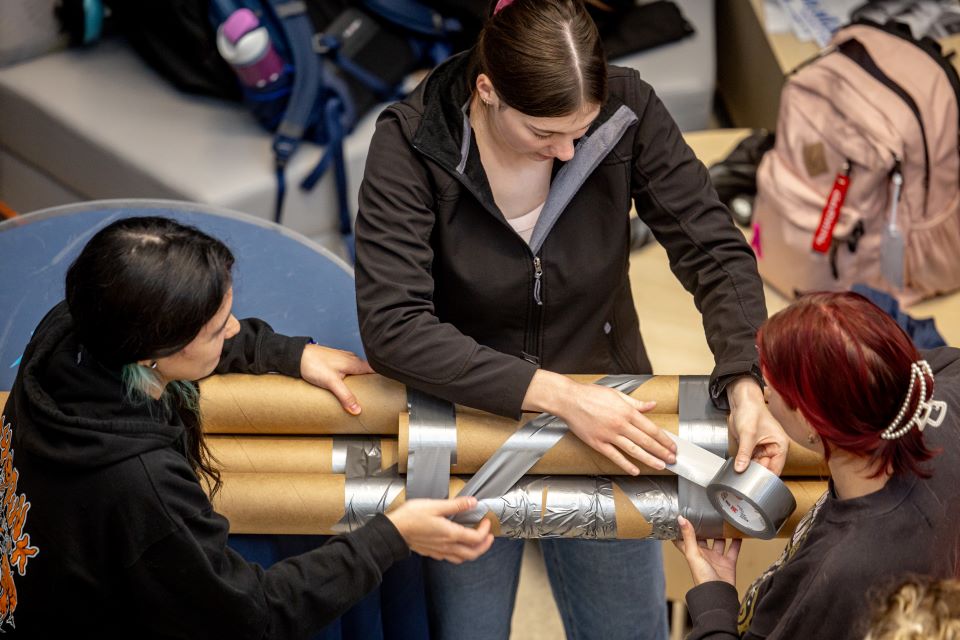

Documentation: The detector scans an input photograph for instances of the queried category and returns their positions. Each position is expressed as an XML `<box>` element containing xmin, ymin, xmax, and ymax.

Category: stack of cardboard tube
<box><xmin>199</xmin><ymin>374</ymin><xmax>830</xmax><ymax>539</ymax></box>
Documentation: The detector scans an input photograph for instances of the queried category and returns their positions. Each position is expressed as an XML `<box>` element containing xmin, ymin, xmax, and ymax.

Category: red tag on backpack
<box><xmin>811</xmin><ymin>170</ymin><xmax>850</xmax><ymax>253</ymax></box>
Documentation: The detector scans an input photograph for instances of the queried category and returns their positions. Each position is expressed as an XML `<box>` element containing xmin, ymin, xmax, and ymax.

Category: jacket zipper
<box><xmin>836</xmin><ymin>38</ymin><xmax>930</xmax><ymax>208</ymax></box>
<box><xmin>533</xmin><ymin>256</ymin><xmax>543</xmax><ymax>305</ymax></box>
<box><xmin>411</xmin><ymin>142</ymin><xmax>547</xmax><ymax>365</ymax></box>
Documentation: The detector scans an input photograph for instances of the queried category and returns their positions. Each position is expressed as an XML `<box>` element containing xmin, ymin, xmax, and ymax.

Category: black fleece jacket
<box><xmin>355</xmin><ymin>51</ymin><xmax>767</xmax><ymax>419</ymax></box>
<box><xmin>0</xmin><ymin>302</ymin><xmax>408</xmax><ymax>638</ymax></box>
<box><xmin>685</xmin><ymin>346</ymin><xmax>960</xmax><ymax>640</ymax></box>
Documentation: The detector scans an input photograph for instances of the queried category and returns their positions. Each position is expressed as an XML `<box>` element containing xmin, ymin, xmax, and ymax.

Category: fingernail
<box><xmin>655</xmin><ymin>460</ymin><xmax>666</xmax><ymax>470</ymax></box>
<box><xmin>349</xmin><ymin>403</ymin><xmax>361</xmax><ymax>415</ymax></box>
<box><xmin>668</xmin><ymin>455</ymin><xmax>677</xmax><ymax>464</ymax></box>
<box><xmin>644</xmin><ymin>400</ymin><xmax>657</xmax><ymax>409</ymax></box>
<box><xmin>630</xmin><ymin>467</ymin><xmax>639</xmax><ymax>476</ymax></box>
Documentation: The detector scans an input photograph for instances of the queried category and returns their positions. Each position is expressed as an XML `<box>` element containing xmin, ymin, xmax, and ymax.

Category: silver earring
<box><xmin>807</xmin><ymin>432</ymin><xmax>818</xmax><ymax>445</ymax></box>
<box><xmin>149</xmin><ymin>361</ymin><xmax>158</xmax><ymax>370</ymax></box>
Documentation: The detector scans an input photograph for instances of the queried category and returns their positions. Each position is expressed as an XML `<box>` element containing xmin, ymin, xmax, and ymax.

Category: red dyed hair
<box><xmin>757</xmin><ymin>292</ymin><xmax>937</xmax><ymax>478</ymax></box>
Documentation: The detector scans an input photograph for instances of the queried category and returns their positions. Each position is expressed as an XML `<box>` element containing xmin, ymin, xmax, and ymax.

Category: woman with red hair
<box><xmin>676</xmin><ymin>291</ymin><xmax>960</xmax><ymax>640</ymax></box>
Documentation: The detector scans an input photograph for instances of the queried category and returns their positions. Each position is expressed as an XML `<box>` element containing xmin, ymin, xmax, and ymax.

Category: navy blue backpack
<box><xmin>209</xmin><ymin>0</ymin><xmax>462</xmax><ymax>259</ymax></box>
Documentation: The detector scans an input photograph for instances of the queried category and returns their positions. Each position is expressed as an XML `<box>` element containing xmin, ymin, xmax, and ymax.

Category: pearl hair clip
<box><xmin>880</xmin><ymin>360</ymin><xmax>948</xmax><ymax>440</ymax></box>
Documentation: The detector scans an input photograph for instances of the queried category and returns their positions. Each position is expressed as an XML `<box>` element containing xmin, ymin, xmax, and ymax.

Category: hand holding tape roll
<box><xmin>665</xmin><ymin>432</ymin><xmax>796</xmax><ymax>539</ymax></box>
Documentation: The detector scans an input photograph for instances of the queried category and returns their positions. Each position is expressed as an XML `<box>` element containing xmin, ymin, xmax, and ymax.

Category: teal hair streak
<box><xmin>120</xmin><ymin>363</ymin><xmax>200</xmax><ymax>416</ymax></box>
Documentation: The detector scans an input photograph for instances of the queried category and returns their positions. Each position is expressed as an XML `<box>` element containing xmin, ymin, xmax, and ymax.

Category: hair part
<box><xmin>757</xmin><ymin>292</ymin><xmax>938</xmax><ymax>479</ymax></box>
<box><xmin>68</xmin><ymin>216</ymin><xmax>233</xmax><ymax>494</ymax></box>
<box><xmin>474</xmin><ymin>0</ymin><xmax>607</xmax><ymax>117</ymax></box>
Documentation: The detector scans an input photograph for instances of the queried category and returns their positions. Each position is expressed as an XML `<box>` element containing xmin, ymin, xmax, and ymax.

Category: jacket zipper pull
<box><xmin>812</xmin><ymin>160</ymin><xmax>852</xmax><ymax>254</ymax></box>
<box><xmin>533</xmin><ymin>256</ymin><xmax>543</xmax><ymax>306</ymax></box>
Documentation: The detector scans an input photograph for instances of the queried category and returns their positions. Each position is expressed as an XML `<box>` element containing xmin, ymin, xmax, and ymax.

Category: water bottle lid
<box><xmin>223</xmin><ymin>8</ymin><xmax>260</xmax><ymax>44</ymax></box>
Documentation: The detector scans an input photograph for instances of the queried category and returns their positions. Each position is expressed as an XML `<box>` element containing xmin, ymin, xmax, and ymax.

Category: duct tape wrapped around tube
<box><xmin>453</xmin><ymin>375</ymin><xmax>654</xmax><ymax>524</ymax></box>
<box><xmin>211</xmin><ymin>472</ymin><xmax>822</xmax><ymax>538</ymax></box>
<box><xmin>332</xmin><ymin>440</ymin><xmax>403</xmax><ymax>533</ymax></box>
<box><xmin>677</xmin><ymin>376</ymin><xmax>730</xmax><ymax>539</ymax></box>
<box><xmin>484</xmin><ymin>476</ymin><xmax>618</xmax><ymax>539</ymax></box>
<box><xmin>206</xmin><ymin>436</ymin><xmax>397</xmax><ymax>473</ymax></box>
<box><xmin>405</xmin><ymin>388</ymin><xmax>457</xmax><ymax>499</ymax></box>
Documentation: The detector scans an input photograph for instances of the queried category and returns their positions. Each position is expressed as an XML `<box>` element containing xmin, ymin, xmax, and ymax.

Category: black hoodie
<box><xmin>0</xmin><ymin>302</ymin><xmax>408</xmax><ymax>638</ymax></box>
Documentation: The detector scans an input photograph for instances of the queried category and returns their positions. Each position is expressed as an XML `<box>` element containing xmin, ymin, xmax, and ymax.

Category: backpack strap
<box><xmin>264</xmin><ymin>0</ymin><xmax>326</xmax><ymax>223</ymax></box>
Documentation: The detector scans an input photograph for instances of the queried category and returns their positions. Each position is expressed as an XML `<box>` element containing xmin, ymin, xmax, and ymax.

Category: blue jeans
<box><xmin>424</xmin><ymin>538</ymin><xmax>667</xmax><ymax>640</ymax></box>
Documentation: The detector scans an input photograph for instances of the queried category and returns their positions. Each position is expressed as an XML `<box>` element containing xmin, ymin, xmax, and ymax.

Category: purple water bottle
<box><xmin>216</xmin><ymin>8</ymin><xmax>284</xmax><ymax>89</ymax></box>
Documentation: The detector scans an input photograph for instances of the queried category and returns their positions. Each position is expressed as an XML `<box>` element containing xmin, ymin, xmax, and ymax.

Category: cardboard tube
<box><xmin>399</xmin><ymin>413</ymin><xmax>827</xmax><ymax>476</ymax></box>
<box><xmin>207</xmin><ymin>436</ymin><xmax>398</xmax><ymax>473</ymax></box>
<box><xmin>199</xmin><ymin>374</ymin><xmax>679</xmax><ymax>436</ymax></box>
<box><xmin>213</xmin><ymin>472</ymin><xmax>351</xmax><ymax>534</ymax></box>
<box><xmin>199</xmin><ymin>374</ymin><xmax>405</xmax><ymax>435</ymax></box>
<box><xmin>211</xmin><ymin>472</ymin><xmax>824</xmax><ymax>539</ymax></box>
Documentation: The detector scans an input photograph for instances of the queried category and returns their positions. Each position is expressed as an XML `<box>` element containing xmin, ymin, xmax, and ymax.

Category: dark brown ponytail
<box><xmin>475</xmin><ymin>0</ymin><xmax>607</xmax><ymax>117</ymax></box>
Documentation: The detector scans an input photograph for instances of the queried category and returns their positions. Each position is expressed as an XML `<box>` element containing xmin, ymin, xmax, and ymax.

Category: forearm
<box><xmin>685</xmin><ymin>581</ymin><xmax>743</xmax><ymax>640</ymax></box>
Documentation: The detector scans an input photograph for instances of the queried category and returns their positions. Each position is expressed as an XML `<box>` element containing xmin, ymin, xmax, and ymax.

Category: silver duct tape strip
<box><xmin>406</xmin><ymin>388</ymin><xmax>457</xmax><ymax>499</ymax></box>
<box><xmin>614</xmin><ymin>475</ymin><xmax>680</xmax><ymax>539</ymax></box>
<box><xmin>485</xmin><ymin>476</ymin><xmax>618</xmax><ymax>539</ymax></box>
<box><xmin>454</xmin><ymin>375</ymin><xmax>652</xmax><ymax>524</ymax></box>
<box><xmin>678</xmin><ymin>376</ymin><xmax>729</xmax><ymax>457</ymax></box>
<box><xmin>331</xmin><ymin>438</ymin><xmax>382</xmax><ymax>475</ymax></box>
<box><xmin>676</xmin><ymin>376</ymin><xmax>728</xmax><ymax>538</ymax></box>
<box><xmin>332</xmin><ymin>469</ymin><xmax>404</xmax><ymax>533</ymax></box>
<box><xmin>332</xmin><ymin>439</ymin><xmax>401</xmax><ymax>533</ymax></box>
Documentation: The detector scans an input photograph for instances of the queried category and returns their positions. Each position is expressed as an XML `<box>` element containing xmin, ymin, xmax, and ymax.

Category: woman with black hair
<box><xmin>0</xmin><ymin>216</ymin><xmax>493</xmax><ymax>638</ymax></box>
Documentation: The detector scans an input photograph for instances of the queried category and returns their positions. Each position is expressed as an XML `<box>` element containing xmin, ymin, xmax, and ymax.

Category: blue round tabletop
<box><xmin>0</xmin><ymin>199</ymin><xmax>362</xmax><ymax>390</ymax></box>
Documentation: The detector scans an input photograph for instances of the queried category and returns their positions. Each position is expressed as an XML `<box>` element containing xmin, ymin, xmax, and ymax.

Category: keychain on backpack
<box><xmin>812</xmin><ymin>161</ymin><xmax>851</xmax><ymax>254</ymax></box>
<box><xmin>881</xmin><ymin>164</ymin><xmax>905</xmax><ymax>289</ymax></box>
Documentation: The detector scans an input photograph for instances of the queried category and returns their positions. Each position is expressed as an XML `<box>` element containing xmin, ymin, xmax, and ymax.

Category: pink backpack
<box><xmin>753</xmin><ymin>20</ymin><xmax>960</xmax><ymax>305</ymax></box>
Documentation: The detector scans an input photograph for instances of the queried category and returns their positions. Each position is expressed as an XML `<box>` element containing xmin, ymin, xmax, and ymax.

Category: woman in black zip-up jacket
<box><xmin>354</xmin><ymin>1</ymin><xmax>785</xmax><ymax>638</ymax></box>
<box><xmin>0</xmin><ymin>216</ymin><xmax>492</xmax><ymax>638</ymax></box>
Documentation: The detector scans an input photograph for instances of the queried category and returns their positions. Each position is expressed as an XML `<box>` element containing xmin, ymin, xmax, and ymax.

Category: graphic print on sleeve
<box><xmin>0</xmin><ymin>415</ymin><xmax>38</xmax><ymax>630</ymax></box>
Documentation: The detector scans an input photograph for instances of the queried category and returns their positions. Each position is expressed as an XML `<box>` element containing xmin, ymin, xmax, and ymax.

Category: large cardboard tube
<box><xmin>199</xmin><ymin>374</ymin><xmax>405</xmax><ymax>435</ymax></box>
<box><xmin>207</xmin><ymin>436</ymin><xmax>398</xmax><ymax>473</ymax></box>
<box><xmin>211</xmin><ymin>472</ymin><xmax>825</xmax><ymax>539</ymax></box>
<box><xmin>399</xmin><ymin>412</ymin><xmax>828</xmax><ymax>477</ymax></box>
<box><xmin>198</xmin><ymin>374</ymin><xmax>680</xmax><ymax>435</ymax></box>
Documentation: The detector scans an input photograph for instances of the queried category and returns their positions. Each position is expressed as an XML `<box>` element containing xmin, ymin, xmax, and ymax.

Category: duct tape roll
<box><xmin>406</xmin><ymin>388</ymin><xmax>457</xmax><ymax>499</ymax></box>
<box><xmin>454</xmin><ymin>375</ymin><xmax>652</xmax><ymax>524</ymax></box>
<box><xmin>707</xmin><ymin>458</ymin><xmax>797</xmax><ymax>539</ymax></box>
<box><xmin>332</xmin><ymin>441</ymin><xmax>402</xmax><ymax>533</ymax></box>
<box><xmin>665</xmin><ymin>432</ymin><xmax>796</xmax><ymax>539</ymax></box>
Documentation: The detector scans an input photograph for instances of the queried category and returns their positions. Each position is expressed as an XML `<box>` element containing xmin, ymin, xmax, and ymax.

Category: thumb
<box><xmin>735</xmin><ymin>438</ymin><xmax>754</xmax><ymax>473</ymax></box>
<box><xmin>327</xmin><ymin>377</ymin><xmax>362</xmax><ymax>415</ymax></box>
